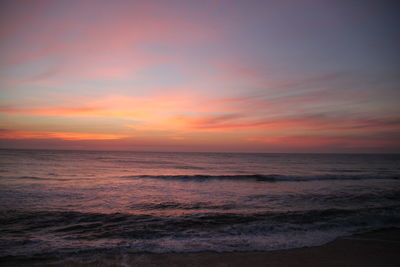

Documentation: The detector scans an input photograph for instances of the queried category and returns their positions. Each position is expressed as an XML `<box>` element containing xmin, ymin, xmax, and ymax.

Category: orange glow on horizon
<box><xmin>0</xmin><ymin>130</ymin><xmax>128</xmax><ymax>141</ymax></box>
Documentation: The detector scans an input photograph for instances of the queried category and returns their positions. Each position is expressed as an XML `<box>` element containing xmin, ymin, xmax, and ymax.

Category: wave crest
<box><xmin>120</xmin><ymin>174</ymin><xmax>399</xmax><ymax>182</ymax></box>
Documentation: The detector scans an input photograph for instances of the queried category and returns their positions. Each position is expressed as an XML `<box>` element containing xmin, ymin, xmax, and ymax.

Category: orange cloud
<box><xmin>0</xmin><ymin>106</ymin><xmax>104</xmax><ymax>117</ymax></box>
<box><xmin>0</xmin><ymin>92</ymin><xmax>232</xmax><ymax>121</ymax></box>
<box><xmin>0</xmin><ymin>130</ymin><xmax>127</xmax><ymax>141</ymax></box>
<box><xmin>2</xmin><ymin>92</ymin><xmax>399</xmax><ymax>137</ymax></box>
<box><xmin>172</xmin><ymin>112</ymin><xmax>400</xmax><ymax>133</ymax></box>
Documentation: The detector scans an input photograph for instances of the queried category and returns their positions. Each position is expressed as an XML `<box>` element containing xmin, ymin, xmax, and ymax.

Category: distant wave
<box><xmin>133</xmin><ymin>201</ymin><xmax>238</xmax><ymax>211</ymax></box>
<box><xmin>1</xmin><ymin>174</ymin><xmax>398</xmax><ymax>183</ymax></box>
<box><xmin>119</xmin><ymin>174</ymin><xmax>400</xmax><ymax>182</ymax></box>
<box><xmin>0</xmin><ymin>176</ymin><xmax>84</xmax><ymax>181</ymax></box>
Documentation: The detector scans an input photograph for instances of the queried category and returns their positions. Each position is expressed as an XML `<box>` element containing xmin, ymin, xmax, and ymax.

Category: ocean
<box><xmin>0</xmin><ymin>149</ymin><xmax>399</xmax><ymax>258</ymax></box>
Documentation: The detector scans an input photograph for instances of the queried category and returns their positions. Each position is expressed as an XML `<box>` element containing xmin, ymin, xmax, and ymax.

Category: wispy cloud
<box><xmin>0</xmin><ymin>129</ymin><xmax>128</xmax><ymax>141</ymax></box>
<box><xmin>247</xmin><ymin>133</ymin><xmax>400</xmax><ymax>149</ymax></box>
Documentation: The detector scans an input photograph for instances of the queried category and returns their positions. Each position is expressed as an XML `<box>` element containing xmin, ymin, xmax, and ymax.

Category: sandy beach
<box><xmin>2</xmin><ymin>228</ymin><xmax>399</xmax><ymax>267</ymax></box>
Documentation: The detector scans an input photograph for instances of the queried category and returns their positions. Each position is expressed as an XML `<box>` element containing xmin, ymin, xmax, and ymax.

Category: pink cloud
<box><xmin>247</xmin><ymin>134</ymin><xmax>400</xmax><ymax>149</ymax></box>
<box><xmin>0</xmin><ymin>1</ymin><xmax>220</xmax><ymax>78</ymax></box>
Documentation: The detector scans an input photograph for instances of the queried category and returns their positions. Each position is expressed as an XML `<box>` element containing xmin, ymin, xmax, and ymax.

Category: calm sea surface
<box><xmin>0</xmin><ymin>149</ymin><xmax>399</xmax><ymax>257</ymax></box>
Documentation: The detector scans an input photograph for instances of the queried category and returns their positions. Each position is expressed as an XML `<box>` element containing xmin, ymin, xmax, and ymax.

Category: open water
<box><xmin>0</xmin><ymin>149</ymin><xmax>399</xmax><ymax>258</ymax></box>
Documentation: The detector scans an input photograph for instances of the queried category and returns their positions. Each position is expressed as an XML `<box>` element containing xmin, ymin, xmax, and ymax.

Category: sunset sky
<box><xmin>0</xmin><ymin>0</ymin><xmax>399</xmax><ymax>153</ymax></box>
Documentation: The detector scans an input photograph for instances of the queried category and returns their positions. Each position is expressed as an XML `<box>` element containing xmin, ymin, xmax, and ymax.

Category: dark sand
<box><xmin>2</xmin><ymin>228</ymin><xmax>399</xmax><ymax>267</ymax></box>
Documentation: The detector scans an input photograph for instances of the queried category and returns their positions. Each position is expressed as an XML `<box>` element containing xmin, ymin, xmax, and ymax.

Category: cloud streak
<box><xmin>0</xmin><ymin>129</ymin><xmax>127</xmax><ymax>141</ymax></box>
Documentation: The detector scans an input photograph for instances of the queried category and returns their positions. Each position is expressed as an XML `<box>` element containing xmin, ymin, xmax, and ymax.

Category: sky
<box><xmin>0</xmin><ymin>0</ymin><xmax>399</xmax><ymax>153</ymax></box>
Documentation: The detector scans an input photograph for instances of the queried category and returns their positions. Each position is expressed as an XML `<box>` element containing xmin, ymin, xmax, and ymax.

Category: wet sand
<box><xmin>2</xmin><ymin>228</ymin><xmax>399</xmax><ymax>267</ymax></box>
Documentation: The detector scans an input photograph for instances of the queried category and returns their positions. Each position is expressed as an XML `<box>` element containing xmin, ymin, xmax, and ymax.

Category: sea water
<box><xmin>0</xmin><ymin>149</ymin><xmax>399</xmax><ymax>257</ymax></box>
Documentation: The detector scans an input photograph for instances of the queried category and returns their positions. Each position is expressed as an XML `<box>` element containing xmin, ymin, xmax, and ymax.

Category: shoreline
<box><xmin>2</xmin><ymin>228</ymin><xmax>399</xmax><ymax>267</ymax></box>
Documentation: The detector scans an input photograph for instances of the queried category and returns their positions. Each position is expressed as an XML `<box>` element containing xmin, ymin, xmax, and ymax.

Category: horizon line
<box><xmin>1</xmin><ymin>147</ymin><xmax>399</xmax><ymax>155</ymax></box>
